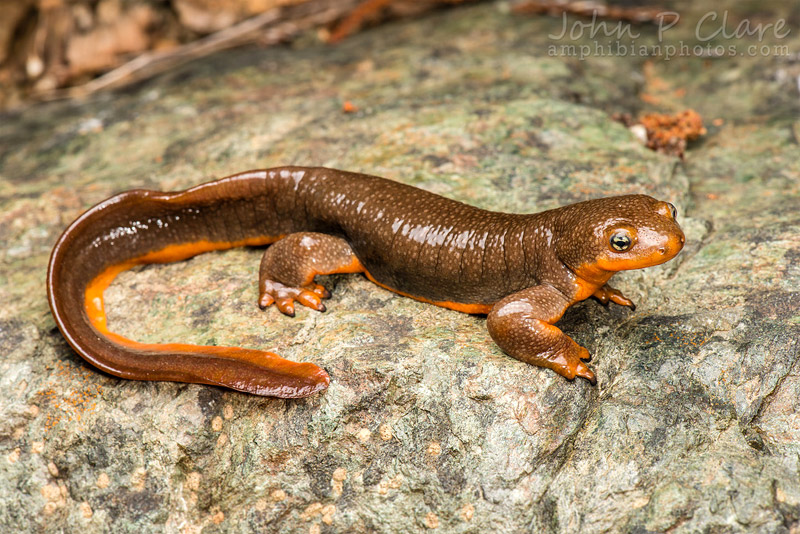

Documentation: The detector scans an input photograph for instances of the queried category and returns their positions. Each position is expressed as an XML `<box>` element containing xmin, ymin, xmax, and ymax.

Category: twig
<box><xmin>327</xmin><ymin>0</ymin><xmax>392</xmax><ymax>43</ymax></box>
<box><xmin>31</xmin><ymin>6</ymin><xmax>344</xmax><ymax>102</ymax></box>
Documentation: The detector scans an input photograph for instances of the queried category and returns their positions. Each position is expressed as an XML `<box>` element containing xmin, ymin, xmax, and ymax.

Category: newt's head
<box><xmin>554</xmin><ymin>194</ymin><xmax>685</xmax><ymax>280</ymax></box>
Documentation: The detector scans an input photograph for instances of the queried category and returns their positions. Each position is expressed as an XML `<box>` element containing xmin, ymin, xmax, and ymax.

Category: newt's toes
<box><xmin>579</xmin><ymin>348</ymin><xmax>592</xmax><ymax>362</ymax></box>
<box><xmin>310</xmin><ymin>284</ymin><xmax>331</xmax><ymax>299</ymax></box>
<box><xmin>276</xmin><ymin>299</ymin><xmax>295</xmax><ymax>317</ymax></box>
<box><xmin>297</xmin><ymin>291</ymin><xmax>324</xmax><ymax>311</ymax></box>
<box><xmin>610</xmin><ymin>293</ymin><xmax>635</xmax><ymax>310</ymax></box>
<box><xmin>258</xmin><ymin>293</ymin><xmax>275</xmax><ymax>310</ymax></box>
<box><xmin>260</xmin><ymin>280</ymin><xmax>333</xmax><ymax>315</ymax></box>
<box><xmin>575</xmin><ymin>360</ymin><xmax>597</xmax><ymax>386</ymax></box>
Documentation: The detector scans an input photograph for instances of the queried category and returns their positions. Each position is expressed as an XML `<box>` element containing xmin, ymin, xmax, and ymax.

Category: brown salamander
<box><xmin>47</xmin><ymin>167</ymin><xmax>685</xmax><ymax>398</ymax></box>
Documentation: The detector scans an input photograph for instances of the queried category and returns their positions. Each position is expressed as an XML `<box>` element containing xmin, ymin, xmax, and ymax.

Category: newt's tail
<box><xmin>47</xmin><ymin>170</ymin><xmax>330</xmax><ymax>398</ymax></box>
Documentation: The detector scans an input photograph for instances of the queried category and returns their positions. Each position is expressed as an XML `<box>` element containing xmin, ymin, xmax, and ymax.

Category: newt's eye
<box><xmin>667</xmin><ymin>203</ymin><xmax>677</xmax><ymax>219</ymax></box>
<box><xmin>610</xmin><ymin>232</ymin><xmax>632</xmax><ymax>252</ymax></box>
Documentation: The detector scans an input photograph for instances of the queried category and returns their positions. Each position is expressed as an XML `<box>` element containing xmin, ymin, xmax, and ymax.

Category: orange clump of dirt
<box><xmin>613</xmin><ymin>109</ymin><xmax>707</xmax><ymax>158</ymax></box>
<box><xmin>639</xmin><ymin>109</ymin><xmax>706</xmax><ymax>159</ymax></box>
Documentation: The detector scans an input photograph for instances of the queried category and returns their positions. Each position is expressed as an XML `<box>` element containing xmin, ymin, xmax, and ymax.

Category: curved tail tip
<box><xmin>306</xmin><ymin>365</ymin><xmax>332</xmax><ymax>396</ymax></box>
<box><xmin>282</xmin><ymin>367</ymin><xmax>330</xmax><ymax>398</ymax></box>
<box><xmin>248</xmin><ymin>363</ymin><xmax>331</xmax><ymax>398</ymax></box>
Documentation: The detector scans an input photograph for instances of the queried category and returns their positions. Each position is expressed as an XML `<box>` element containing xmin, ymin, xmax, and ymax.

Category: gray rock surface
<box><xmin>1</xmin><ymin>1</ymin><xmax>799</xmax><ymax>532</ymax></box>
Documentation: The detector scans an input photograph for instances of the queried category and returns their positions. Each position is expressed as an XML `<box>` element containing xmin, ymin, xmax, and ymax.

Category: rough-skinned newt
<box><xmin>47</xmin><ymin>167</ymin><xmax>685</xmax><ymax>398</ymax></box>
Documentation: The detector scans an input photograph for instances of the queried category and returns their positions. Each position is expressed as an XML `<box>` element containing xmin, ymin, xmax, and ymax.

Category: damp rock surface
<box><xmin>1</xmin><ymin>2</ymin><xmax>799</xmax><ymax>532</ymax></box>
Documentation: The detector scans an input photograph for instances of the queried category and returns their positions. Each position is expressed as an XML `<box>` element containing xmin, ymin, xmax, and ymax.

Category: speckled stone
<box><xmin>1</xmin><ymin>1</ymin><xmax>799</xmax><ymax>532</ymax></box>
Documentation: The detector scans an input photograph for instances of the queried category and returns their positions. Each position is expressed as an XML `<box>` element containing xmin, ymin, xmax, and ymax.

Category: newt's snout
<box><xmin>660</xmin><ymin>229</ymin><xmax>685</xmax><ymax>258</ymax></box>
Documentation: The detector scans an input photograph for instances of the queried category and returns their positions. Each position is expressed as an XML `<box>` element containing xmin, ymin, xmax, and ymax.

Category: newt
<box><xmin>47</xmin><ymin>167</ymin><xmax>685</xmax><ymax>398</ymax></box>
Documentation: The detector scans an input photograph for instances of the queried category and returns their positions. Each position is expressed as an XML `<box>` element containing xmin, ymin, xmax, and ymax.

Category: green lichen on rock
<box><xmin>1</xmin><ymin>2</ymin><xmax>799</xmax><ymax>533</ymax></box>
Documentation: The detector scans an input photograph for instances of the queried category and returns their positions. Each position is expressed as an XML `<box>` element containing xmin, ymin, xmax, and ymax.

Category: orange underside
<box><xmin>85</xmin><ymin>236</ymin><xmax>283</xmax><ymax>349</ymax></box>
<box><xmin>303</xmin><ymin>254</ymin><xmax>492</xmax><ymax>314</ymax></box>
<box><xmin>85</xmin><ymin>236</ymin><xmax>492</xmax><ymax>353</ymax></box>
<box><xmin>360</xmin><ymin>266</ymin><xmax>493</xmax><ymax>315</ymax></box>
<box><xmin>570</xmin><ymin>262</ymin><xmax>615</xmax><ymax>301</ymax></box>
<box><xmin>571</xmin><ymin>275</ymin><xmax>605</xmax><ymax>302</ymax></box>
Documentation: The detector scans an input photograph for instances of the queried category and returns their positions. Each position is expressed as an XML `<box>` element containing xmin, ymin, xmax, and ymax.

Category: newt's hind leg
<box><xmin>259</xmin><ymin>233</ymin><xmax>363</xmax><ymax>317</ymax></box>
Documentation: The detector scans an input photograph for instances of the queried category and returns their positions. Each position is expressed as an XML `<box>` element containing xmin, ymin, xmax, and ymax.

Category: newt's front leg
<box><xmin>593</xmin><ymin>284</ymin><xmax>636</xmax><ymax>310</ymax></box>
<box><xmin>486</xmin><ymin>285</ymin><xmax>596</xmax><ymax>385</ymax></box>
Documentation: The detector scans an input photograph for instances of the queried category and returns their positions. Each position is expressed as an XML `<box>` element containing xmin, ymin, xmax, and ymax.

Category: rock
<box><xmin>0</xmin><ymin>2</ymin><xmax>798</xmax><ymax>532</ymax></box>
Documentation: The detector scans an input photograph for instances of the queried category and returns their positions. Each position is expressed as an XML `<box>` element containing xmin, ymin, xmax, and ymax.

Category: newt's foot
<box><xmin>546</xmin><ymin>343</ymin><xmax>597</xmax><ymax>386</ymax></box>
<box><xmin>258</xmin><ymin>280</ymin><xmax>330</xmax><ymax>316</ymax></box>
<box><xmin>593</xmin><ymin>285</ymin><xmax>636</xmax><ymax>311</ymax></box>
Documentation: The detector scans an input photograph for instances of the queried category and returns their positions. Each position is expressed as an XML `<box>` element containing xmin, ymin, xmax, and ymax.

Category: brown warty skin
<box><xmin>47</xmin><ymin>167</ymin><xmax>686</xmax><ymax>397</ymax></box>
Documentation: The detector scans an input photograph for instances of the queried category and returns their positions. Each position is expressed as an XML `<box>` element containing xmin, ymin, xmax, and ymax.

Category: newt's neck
<box><xmin>571</xmin><ymin>262</ymin><xmax>615</xmax><ymax>301</ymax></box>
